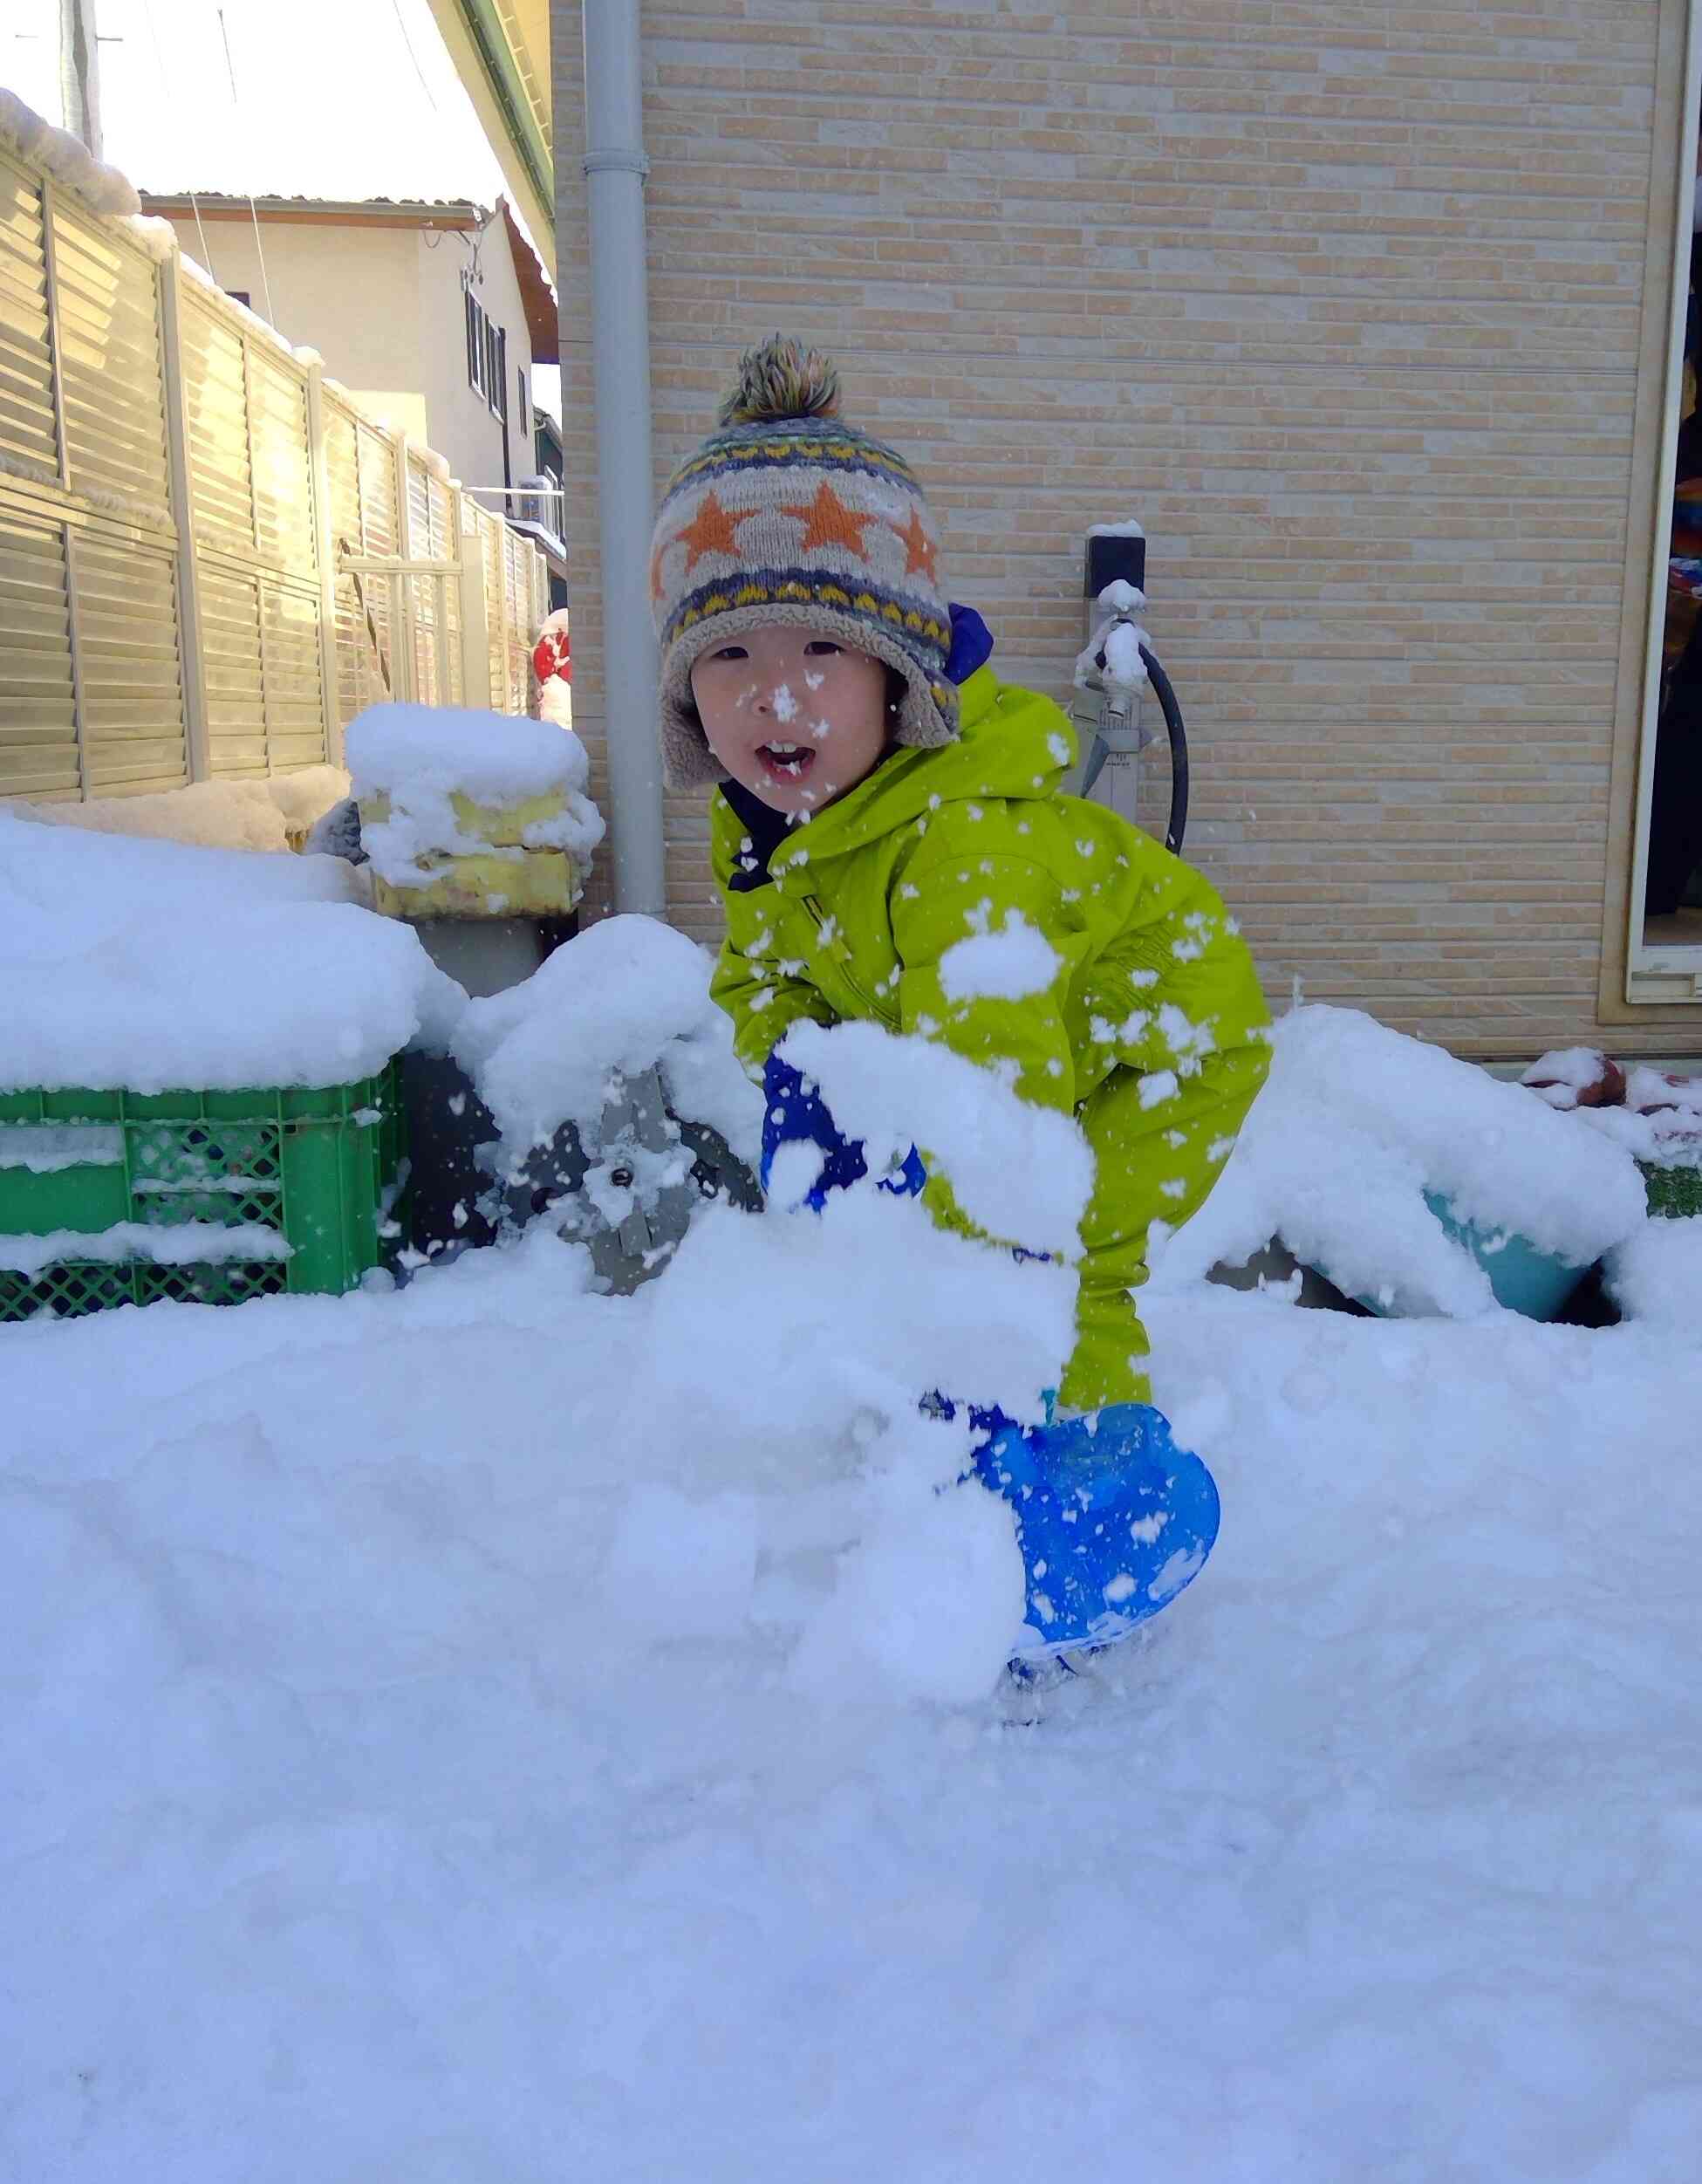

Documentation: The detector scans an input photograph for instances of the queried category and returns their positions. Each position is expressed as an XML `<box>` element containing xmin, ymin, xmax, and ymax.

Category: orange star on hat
<box><xmin>897</xmin><ymin>504</ymin><xmax>938</xmax><ymax>585</ymax></box>
<box><xmin>781</xmin><ymin>481</ymin><xmax>872</xmax><ymax>558</ymax></box>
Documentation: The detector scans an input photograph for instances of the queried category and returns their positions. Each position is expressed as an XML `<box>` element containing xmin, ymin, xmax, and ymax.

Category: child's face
<box><xmin>690</xmin><ymin>626</ymin><xmax>890</xmax><ymax>815</ymax></box>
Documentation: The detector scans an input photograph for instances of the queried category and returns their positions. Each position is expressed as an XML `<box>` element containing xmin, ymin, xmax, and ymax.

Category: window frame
<box><xmin>1625</xmin><ymin>4</ymin><xmax>1702</xmax><ymax>1005</ymax></box>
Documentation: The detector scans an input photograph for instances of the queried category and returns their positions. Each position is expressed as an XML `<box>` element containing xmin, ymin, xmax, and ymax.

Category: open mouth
<box><xmin>757</xmin><ymin>742</ymin><xmax>817</xmax><ymax>780</ymax></box>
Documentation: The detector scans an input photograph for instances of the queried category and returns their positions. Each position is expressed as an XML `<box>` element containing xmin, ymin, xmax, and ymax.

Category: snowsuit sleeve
<box><xmin>889</xmin><ymin>817</ymin><xmax>1270</xmax><ymax>1408</ymax></box>
<box><xmin>708</xmin><ymin>812</ymin><xmax>837</xmax><ymax>1081</ymax></box>
<box><xmin>888</xmin><ymin>833</ymin><xmax>1090</xmax><ymax>1250</ymax></box>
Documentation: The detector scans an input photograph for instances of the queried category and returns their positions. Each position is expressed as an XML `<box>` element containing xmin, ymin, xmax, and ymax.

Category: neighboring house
<box><xmin>142</xmin><ymin>192</ymin><xmax>557</xmax><ymax>524</ymax></box>
<box><xmin>516</xmin><ymin>404</ymin><xmax>570</xmax><ymax>613</ymax></box>
<box><xmin>442</xmin><ymin>2</ymin><xmax>1702</xmax><ymax>1060</ymax></box>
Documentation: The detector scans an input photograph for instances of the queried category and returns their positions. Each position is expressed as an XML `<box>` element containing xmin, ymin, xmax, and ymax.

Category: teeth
<box><xmin>767</xmin><ymin>743</ymin><xmax>803</xmax><ymax>756</ymax></box>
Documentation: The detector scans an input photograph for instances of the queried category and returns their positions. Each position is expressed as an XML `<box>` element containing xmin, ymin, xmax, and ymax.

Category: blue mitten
<box><xmin>761</xmin><ymin>1051</ymin><xmax>924</xmax><ymax>1209</ymax></box>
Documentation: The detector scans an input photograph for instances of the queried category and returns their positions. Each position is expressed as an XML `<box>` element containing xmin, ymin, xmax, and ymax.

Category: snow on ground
<box><xmin>1605</xmin><ymin>1214</ymin><xmax>1702</xmax><ymax>1330</ymax></box>
<box><xmin>3</xmin><ymin>797</ymin><xmax>1699</xmax><ymax>2176</ymax></box>
<box><xmin>3</xmin><ymin>1182</ymin><xmax>1700</xmax><ymax>2181</ymax></box>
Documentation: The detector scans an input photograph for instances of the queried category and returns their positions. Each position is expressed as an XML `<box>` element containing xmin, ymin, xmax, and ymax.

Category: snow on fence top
<box><xmin>1149</xmin><ymin>1003</ymin><xmax>1649</xmax><ymax>1314</ymax></box>
<box><xmin>0</xmin><ymin>87</ymin><xmax>140</xmax><ymax>217</ymax></box>
<box><xmin>0</xmin><ymin>813</ymin><xmax>461</xmax><ymax>1093</ymax></box>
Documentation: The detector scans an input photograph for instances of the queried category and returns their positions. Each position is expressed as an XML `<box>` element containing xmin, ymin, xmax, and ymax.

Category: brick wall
<box><xmin>553</xmin><ymin>0</ymin><xmax>1698</xmax><ymax>1056</ymax></box>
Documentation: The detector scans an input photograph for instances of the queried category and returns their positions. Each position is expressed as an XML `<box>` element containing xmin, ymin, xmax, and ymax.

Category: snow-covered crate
<box><xmin>1641</xmin><ymin>1159</ymin><xmax>1702</xmax><ymax>1221</ymax></box>
<box><xmin>0</xmin><ymin>1071</ymin><xmax>404</xmax><ymax>1321</ymax></box>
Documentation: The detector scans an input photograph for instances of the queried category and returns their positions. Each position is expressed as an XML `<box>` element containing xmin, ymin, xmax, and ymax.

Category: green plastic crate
<box><xmin>1640</xmin><ymin>1160</ymin><xmax>1702</xmax><ymax>1221</ymax></box>
<box><xmin>0</xmin><ymin>1065</ymin><xmax>405</xmax><ymax>1323</ymax></box>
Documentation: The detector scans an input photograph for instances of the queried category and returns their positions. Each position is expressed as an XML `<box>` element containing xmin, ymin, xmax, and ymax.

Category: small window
<box><xmin>466</xmin><ymin>288</ymin><xmax>487</xmax><ymax>400</ymax></box>
<box><xmin>225</xmin><ymin>289</ymin><xmax>251</xmax><ymax>309</ymax></box>
<box><xmin>516</xmin><ymin>367</ymin><xmax>528</xmax><ymax>437</ymax></box>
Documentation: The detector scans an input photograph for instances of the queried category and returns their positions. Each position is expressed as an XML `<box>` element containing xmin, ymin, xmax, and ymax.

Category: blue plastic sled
<box><xmin>973</xmin><ymin>1405</ymin><xmax>1221</xmax><ymax>1660</ymax></box>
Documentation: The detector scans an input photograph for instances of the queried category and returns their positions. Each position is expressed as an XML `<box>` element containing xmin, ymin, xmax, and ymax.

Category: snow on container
<box><xmin>345</xmin><ymin>704</ymin><xmax>605</xmax><ymax>922</ymax></box>
<box><xmin>1146</xmin><ymin>1006</ymin><xmax>1650</xmax><ymax>1321</ymax></box>
<box><xmin>0</xmin><ymin>1073</ymin><xmax>404</xmax><ymax>1320</ymax></box>
<box><xmin>0</xmin><ymin>813</ymin><xmax>461</xmax><ymax>1319</ymax></box>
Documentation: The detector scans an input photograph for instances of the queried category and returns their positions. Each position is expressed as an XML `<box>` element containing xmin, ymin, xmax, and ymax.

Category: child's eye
<box><xmin>803</xmin><ymin>641</ymin><xmax>842</xmax><ymax>657</ymax></box>
<box><xmin>707</xmin><ymin>645</ymin><xmax>748</xmax><ymax>663</ymax></box>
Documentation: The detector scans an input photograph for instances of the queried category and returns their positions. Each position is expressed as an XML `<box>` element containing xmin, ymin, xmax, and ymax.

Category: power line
<box><xmin>215</xmin><ymin>3</ymin><xmax>275</xmax><ymax>329</ymax></box>
<box><xmin>141</xmin><ymin>0</ymin><xmax>217</xmax><ymax>284</ymax></box>
<box><xmin>390</xmin><ymin>0</ymin><xmax>438</xmax><ymax>111</ymax></box>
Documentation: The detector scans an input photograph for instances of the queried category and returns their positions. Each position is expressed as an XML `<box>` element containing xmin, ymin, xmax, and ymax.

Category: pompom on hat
<box><xmin>649</xmin><ymin>336</ymin><xmax>958</xmax><ymax>790</ymax></box>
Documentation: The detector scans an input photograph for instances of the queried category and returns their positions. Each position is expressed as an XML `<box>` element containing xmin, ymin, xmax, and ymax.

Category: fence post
<box><xmin>391</xmin><ymin>432</ymin><xmax>418</xmax><ymax>705</ymax></box>
<box><xmin>156</xmin><ymin>251</ymin><xmax>210</xmax><ymax>785</ymax></box>
<box><xmin>459</xmin><ymin>500</ymin><xmax>493</xmax><ymax>709</ymax></box>
<box><xmin>300</xmin><ymin>351</ymin><xmax>343</xmax><ymax>765</ymax></box>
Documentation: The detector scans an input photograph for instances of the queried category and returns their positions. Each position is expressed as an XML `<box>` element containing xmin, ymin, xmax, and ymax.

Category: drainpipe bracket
<box><xmin>583</xmin><ymin>150</ymin><xmax>652</xmax><ymax>179</ymax></box>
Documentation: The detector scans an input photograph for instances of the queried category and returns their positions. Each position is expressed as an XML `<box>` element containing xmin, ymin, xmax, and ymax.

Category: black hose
<box><xmin>1077</xmin><ymin>643</ymin><xmax>1191</xmax><ymax>853</ymax></box>
<box><xmin>1138</xmin><ymin>643</ymin><xmax>1189</xmax><ymax>855</ymax></box>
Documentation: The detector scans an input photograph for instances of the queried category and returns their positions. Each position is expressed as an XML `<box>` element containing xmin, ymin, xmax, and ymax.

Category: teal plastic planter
<box><xmin>1347</xmin><ymin>1189</ymin><xmax>1585</xmax><ymax>1322</ymax></box>
<box><xmin>1336</xmin><ymin>1188</ymin><xmax>1590</xmax><ymax>1318</ymax></box>
<box><xmin>1422</xmin><ymin>1189</ymin><xmax>1587</xmax><ymax>1320</ymax></box>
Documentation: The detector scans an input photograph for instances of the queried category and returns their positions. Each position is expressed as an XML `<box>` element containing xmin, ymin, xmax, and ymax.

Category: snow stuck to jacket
<box><xmin>0</xmin><ymin>812</ymin><xmax>460</xmax><ymax>1092</ymax></box>
<box><xmin>1149</xmin><ymin>1004</ymin><xmax>1649</xmax><ymax>1313</ymax></box>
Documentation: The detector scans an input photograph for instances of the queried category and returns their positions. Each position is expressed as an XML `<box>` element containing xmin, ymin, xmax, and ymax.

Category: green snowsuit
<box><xmin>708</xmin><ymin>664</ymin><xmax>1271</xmax><ymax>1410</ymax></box>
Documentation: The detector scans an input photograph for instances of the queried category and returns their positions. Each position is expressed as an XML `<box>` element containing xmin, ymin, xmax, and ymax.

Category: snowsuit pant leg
<box><xmin>1058</xmin><ymin>1044</ymin><xmax>1269</xmax><ymax>1414</ymax></box>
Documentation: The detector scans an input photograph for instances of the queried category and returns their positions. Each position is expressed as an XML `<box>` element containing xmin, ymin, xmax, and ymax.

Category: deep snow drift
<box><xmin>3</xmin><ymin>805</ymin><xmax>1700</xmax><ymax>2179</ymax></box>
<box><xmin>4</xmin><ymin>1188</ymin><xmax>1700</xmax><ymax>2181</ymax></box>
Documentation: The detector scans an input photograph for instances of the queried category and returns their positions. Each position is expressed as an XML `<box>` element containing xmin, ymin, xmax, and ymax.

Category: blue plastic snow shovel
<box><xmin>973</xmin><ymin>1405</ymin><xmax>1221</xmax><ymax>1660</ymax></box>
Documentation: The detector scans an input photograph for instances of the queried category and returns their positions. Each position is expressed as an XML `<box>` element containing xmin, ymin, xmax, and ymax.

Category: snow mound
<box><xmin>781</xmin><ymin>1019</ymin><xmax>1095</xmax><ymax>1256</ymax></box>
<box><xmin>1150</xmin><ymin>1005</ymin><xmax>1649</xmax><ymax>1315</ymax></box>
<box><xmin>8</xmin><ymin>768</ymin><xmax>349</xmax><ymax>853</ymax></box>
<box><xmin>0</xmin><ymin>811</ymin><xmax>461</xmax><ymax>1092</ymax></box>
<box><xmin>454</xmin><ymin>914</ymin><xmax>762</xmax><ymax>1166</ymax></box>
<box><xmin>1604</xmin><ymin>1215</ymin><xmax>1702</xmax><ymax>1331</ymax></box>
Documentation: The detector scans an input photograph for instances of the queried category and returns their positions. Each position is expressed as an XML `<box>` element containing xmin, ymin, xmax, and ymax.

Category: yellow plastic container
<box><xmin>369</xmin><ymin>848</ymin><xmax>576</xmax><ymax>921</ymax></box>
<box><xmin>359</xmin><ymin>788</ymin><xmax>578</xmax><ymax>921</ymax></box>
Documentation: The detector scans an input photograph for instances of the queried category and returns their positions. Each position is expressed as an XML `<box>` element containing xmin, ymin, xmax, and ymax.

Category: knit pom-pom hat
<box><xmin>649</xmin><ymin>336</ymin><xmax>958</xmax><ymax>791</ymax></box>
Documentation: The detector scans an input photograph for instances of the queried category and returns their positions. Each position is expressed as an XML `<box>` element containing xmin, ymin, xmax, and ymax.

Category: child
<box><xmin>649</xmin><ymin>338</ymin><xmax>1269</xmax><ymax>1639</ymax></box>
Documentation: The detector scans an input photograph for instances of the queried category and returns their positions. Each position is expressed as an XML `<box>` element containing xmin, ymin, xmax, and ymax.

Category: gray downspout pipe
<box><xmin>581</xmin><ymin>0</ymin><xmax>666</xmax><ymax>916</ymax></box>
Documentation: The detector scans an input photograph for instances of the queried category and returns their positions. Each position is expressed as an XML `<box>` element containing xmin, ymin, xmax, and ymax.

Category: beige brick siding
<box><xmin>553</xmin><ymin>0</ymin><xmax>1701</xmax><ymax>1057</ymax></box>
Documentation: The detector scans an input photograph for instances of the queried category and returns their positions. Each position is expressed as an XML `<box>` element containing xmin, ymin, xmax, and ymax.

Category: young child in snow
<box><xmin>648</xmin><ymin>336</ymin><xmax>1270</xmax><ymax>1429</ymax></box>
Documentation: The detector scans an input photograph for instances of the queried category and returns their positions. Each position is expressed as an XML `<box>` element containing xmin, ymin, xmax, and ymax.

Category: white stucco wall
<box><xmin>161</xmin><ymin>211</ymin><xmax>533</xmax><ymax>494</ymax></box>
